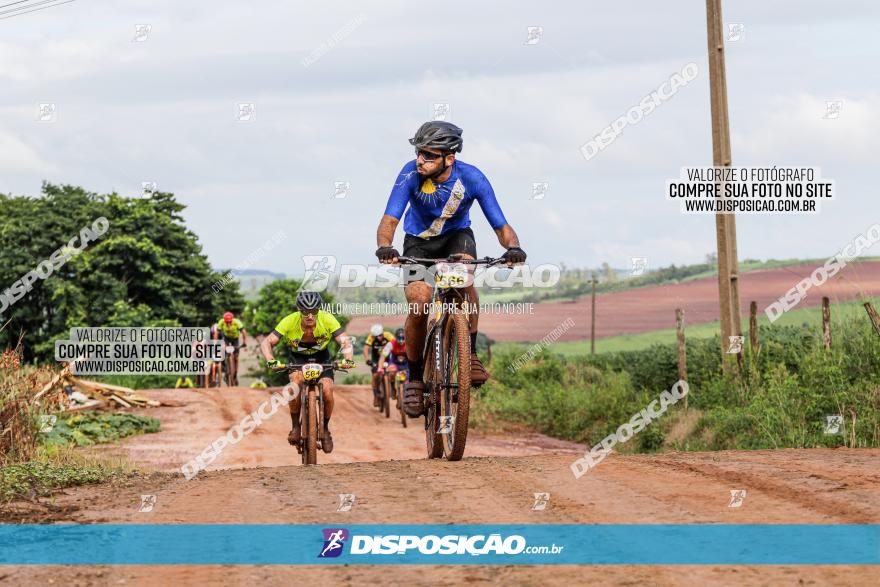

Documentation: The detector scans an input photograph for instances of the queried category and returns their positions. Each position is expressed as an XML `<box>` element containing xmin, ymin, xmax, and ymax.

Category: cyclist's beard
<box><xmin>420</xmin><ymin>157</ymin><xmax>448</xmax><ymax>180</ymax></box>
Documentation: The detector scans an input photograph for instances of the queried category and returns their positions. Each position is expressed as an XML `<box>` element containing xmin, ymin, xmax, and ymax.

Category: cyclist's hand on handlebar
<box><xmin>266</xmin><ymin>359</ymin><xmax>284</xmax><ymax>371</ymax></box>
<box><xmin>366</xmin><ymin>358</ymin><xmax>373</xmax><ymax>367</ymax></box>
<box><xmin>376</xmin><ymin>246</ymin><xmax>400</xmax><ymax>264</ymax></box>
<box><xmin>335</xmin><ymin>358</ymin><xmax>356</xmax><ymax>370</ymax></box>
<box><xmin>502</xmin><ymin>246</ymin><xmax>527</xmax><ymax>265</ymax></box>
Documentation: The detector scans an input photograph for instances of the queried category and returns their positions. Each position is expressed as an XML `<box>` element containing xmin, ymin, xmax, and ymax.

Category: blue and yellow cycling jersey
<box><xmin>273</xmin><ymin>310</ymin><xmax>343</xmax><ymax>355</ymax></box>
<box><xmin>383</xmin><ymin>160</ymin><xmax>508</xmax><ymax>238</ymax></box>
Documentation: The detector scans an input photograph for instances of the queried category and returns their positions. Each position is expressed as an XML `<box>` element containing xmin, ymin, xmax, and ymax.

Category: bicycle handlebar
<box><xmin>270</xmin><ymin>361</ymin><xmax>356</xmax><ymax>373</ymax></box>
<box><xmin>396</xmin><ymin>254</ymin><xmax>507</xmax><ymax>267</ymax></box>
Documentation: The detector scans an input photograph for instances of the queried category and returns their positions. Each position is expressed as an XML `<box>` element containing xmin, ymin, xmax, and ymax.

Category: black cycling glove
<box><xmin>376</xmin><ymin>246</ymin><xmax>400</xmax><ymax>262</ymax></box>
<box><xmin>502</xmin><ymin>246</ymin><xmax>527</xmax><ymax>264</ymax></box>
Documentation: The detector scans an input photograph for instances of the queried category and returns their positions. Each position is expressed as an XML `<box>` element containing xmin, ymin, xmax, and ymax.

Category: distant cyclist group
<box><xmin>201</xmin><ymin>120</ymin><xmax>526</xmax><ymax>463</ymax></box>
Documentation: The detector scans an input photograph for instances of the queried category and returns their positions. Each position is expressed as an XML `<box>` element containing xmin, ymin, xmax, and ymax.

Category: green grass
<box><xmin>40</xmin><ymin>412</ymin><xmax>160</xmax><ymax>448</ymax></box>
<box><xmin>0</xmin><ymin>460</ymin><xmax>119</xmax><ymax>502</ymax></box>
<box><xmin>496</xmin><ymin>299</ymin><xmax>873</xmax><ymax>356</ymax></box>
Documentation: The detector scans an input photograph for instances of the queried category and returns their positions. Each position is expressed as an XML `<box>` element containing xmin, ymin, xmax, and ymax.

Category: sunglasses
<box><xmin>416</xmin><ymin>149</ymin><xmax>446</xmax><ymax>162</ymax></box>
<box><xmin>300</xmin><ymin>309</ymin><xmax>319</xmax><ymax>317</ymax></box>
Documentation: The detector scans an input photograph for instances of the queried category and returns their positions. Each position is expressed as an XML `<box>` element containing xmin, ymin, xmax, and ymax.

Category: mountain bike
<box><xmin>388</xmin><ymin>367</ymin><xmax>408</xmax><ymax>428</ymax></box>
<box><xmin>222</xmin><ymin>342</ymin><xmax>241</xmax><ymax>387</ymax></box>
<box><xmin>398</xmin><ymin>254</ymin><xmax>505</xmax><ymax>460</ymax></box>
<box><xmin>272</xmin><ymin>360</ymin><xmax>355</xmax><ymax>465</ymax></box>
<box><xmin>377</xmin><ymin>370</ymin><xmax>391</xmax><ymax>419</ymax></box>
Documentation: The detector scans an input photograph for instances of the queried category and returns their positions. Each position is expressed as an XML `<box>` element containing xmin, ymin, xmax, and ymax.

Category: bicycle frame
<box><xmin>274</xmin><ymin>361</ymin><xmax>350</xmax><ymax>464</ymax></box>
<box><xmin>398</xmin><ymin>254</ymin><xmax>505</xmax><ymax>460</ymax></box>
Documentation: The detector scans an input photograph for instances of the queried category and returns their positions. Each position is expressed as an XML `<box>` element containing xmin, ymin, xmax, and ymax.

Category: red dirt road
<box><xmin>347</xmin><ymin>260</ymin><xmax>880</xmax><ymax>341</ymax></box>
<box><xmin>2</xmin><ymin>386</ymin><xmax>878</xmax><ymax>586</ymax></box>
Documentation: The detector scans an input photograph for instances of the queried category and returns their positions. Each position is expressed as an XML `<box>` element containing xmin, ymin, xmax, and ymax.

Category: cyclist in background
<box><xmin>215</xmin><ymin>311</ymin><xmax>248</xmax><ymax>386</ymax></box>
<box><xmin>363</xmin><ymin>323</ymin><xmax>394</xmax><ymax>407</ymax></box>
<box><xmin>377</xmin><ymin>328</ymin><xmax>409</xmax><ymax>398</ymax></box>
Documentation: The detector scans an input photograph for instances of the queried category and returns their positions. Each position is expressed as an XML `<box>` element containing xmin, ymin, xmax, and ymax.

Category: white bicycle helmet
<box><xmin>370</xmin><ymin>324</ymin><xmax>383</xmax><ymax>337</ymax></box>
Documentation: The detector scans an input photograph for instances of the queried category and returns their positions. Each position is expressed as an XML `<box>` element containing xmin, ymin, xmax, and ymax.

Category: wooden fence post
<box><xmin>676</xmin><ymin>308</ymin><xmax>688</xmax><ymax>411</ymax></box>
<box><xmin>749</xmin><ymin>301</ymin><xmax>758</xmax><ymax>355</ymax></box>
<box><xmin>822</xmin><ymin>297</ymin><xmax>832</xmax><ymax>350</ymax></box>
<box><xmin>864</xmin><ymin>302</ymin><xmax>880</xmax><ymax>337</ymax></box>
<box><xmin>590</xmin><ymin>275</ymin><xmax>597</xmax><ymax>355</ymax></box>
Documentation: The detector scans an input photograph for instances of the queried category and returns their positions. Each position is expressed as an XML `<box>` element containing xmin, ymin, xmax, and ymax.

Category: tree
<box><xmin>600</xmin><ymin>262</ymin><xmax>617</xmax><ymax>283</ymax></box>
<box><xmin>245</xmin><ymin>280</ymin><xmax>348</xmax><ymax>336</ymax></box>
<box><xmin>0</xmin><ymin>183</ymin><xmax>244</xmax><ymax>361</ymax></box>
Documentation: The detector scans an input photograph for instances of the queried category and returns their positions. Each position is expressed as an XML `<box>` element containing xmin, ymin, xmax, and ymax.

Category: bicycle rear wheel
<box><xmin>439</xmin><ymin>311</ymin><xmax>471</xmax><ymax>461</ymax></box>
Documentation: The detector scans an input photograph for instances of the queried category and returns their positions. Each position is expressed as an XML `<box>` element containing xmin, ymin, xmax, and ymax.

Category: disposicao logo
<box><xmin>318</xmin><ymin>528</ymin><xmax>349</xmax><ymax>558</ymax></box>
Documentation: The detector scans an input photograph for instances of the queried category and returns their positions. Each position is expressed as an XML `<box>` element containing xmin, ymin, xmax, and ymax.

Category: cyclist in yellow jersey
<box><xmin>363</xmin><ymin>323</ymin><xmax>395</xmax><ymax>407</ymax></box>
<box><xmin>260</xmin><ymin>291</ymin><xmax>354</xmax><ymax>453</ymax></box>
<box><xmin>214</xmin><ymin>311</ymin><xmax>248</xmax><ymax>386</ymax></box>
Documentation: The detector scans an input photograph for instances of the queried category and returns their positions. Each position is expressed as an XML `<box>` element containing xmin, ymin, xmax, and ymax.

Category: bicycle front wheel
<box><xmin>439</xmin><ymin>310</ymin><xmax>471</xmax><ymax>461</ymax></box>
<box><xmin>423</xmin><ymin>325</ymin><xmax>444</xmax><ymax>459</ymax></box>
<box><xmin>304</xmin><ymin>388</ymin><xmax>318</xmax><ymax>465</ymax></box>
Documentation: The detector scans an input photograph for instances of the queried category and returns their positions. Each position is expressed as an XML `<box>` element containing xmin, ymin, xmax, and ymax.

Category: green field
<box><xmin>480</xmin><ymin>256</ymin><xmax>880</xmax><ymax>305</ymax></box>
<box><xmin>496</xmin><ymin>299</ymin><xmax>874</xmax><ymax>356</ymax></box>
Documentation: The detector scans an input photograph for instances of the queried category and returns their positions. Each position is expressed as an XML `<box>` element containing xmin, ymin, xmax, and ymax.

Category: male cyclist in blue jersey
<box><xmin>374</xmin><ymin>121</ymin><xmax>527</xmax><ymax>418</ymax></box>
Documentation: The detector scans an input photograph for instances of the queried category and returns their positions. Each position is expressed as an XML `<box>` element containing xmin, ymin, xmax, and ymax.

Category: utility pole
<box><xmin>590</xmin><ymin>273</ymin><xmax>597</xmax><ymax>355</ymax></box>
<box><xmin>706</xmin><ymin>0</ymin><xmax>742</xmax><ymax>372</ymax></box>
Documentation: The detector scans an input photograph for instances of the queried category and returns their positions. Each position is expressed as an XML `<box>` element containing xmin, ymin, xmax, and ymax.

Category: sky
<box><xmin>2</xmin><ymin>0</ymin><xmax>878</xmax><ymax>276</ymax></box>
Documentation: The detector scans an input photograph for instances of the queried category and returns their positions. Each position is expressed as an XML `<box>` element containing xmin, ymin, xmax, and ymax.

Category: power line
<box><xmin>0</xmin><ymin>1</ymin><xmax>32</xmax><ymax>11</ymax></box>
<box><xmin>0</xmin><ymin>0</ymin><xmax>76</xmax><ymax>20</ymax></box>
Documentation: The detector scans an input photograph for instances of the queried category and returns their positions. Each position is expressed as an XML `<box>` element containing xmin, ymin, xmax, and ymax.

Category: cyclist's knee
<box><xmin>405</xmin><ymin>281</ymin><xmax>432</xmax><ymax>305</ymax></box>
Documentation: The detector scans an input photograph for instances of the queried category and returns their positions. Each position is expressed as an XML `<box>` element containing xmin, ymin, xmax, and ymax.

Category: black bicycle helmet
<box><xmin>409</xmin><ymin>121</ymin><xmax>463</xmax><ymax>153</ymax></box>
<box><xmin>295</xmin><ymin>290</ymin><xmax>322</xmax><ymax>312</ymax></box>
<box><xmin>395</xmin><ymin>327</ymin><xmax>405</xmax><ymax>341</ymax></box>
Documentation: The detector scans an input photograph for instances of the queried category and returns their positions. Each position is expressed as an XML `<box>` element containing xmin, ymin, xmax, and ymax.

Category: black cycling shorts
<box><xmin>288</xmin><ymin>347</ymin><xmax>334</xmax><ymax>381</ymax></box>
<box><xmin>402</xmin><ymin>227</ymin><xmax>477</xmax><ymax>284</ymax></box>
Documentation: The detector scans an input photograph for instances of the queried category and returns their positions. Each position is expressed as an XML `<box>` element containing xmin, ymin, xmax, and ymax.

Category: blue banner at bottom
<box><xmin>0</xmin><ymin>524</ymin><xmax>877</xmax><ymax>565</ymax></box>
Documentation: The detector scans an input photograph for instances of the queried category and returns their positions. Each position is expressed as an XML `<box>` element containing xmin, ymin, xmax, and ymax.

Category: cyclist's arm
<box><xmin>376</xmin><ymin>162</ymin><xmax>417</xmax><ymax>260</ymax></box>
<box><xmin>335</xmin><ymin>332</ymin><xmax>354</xmax><ymax>361</ymax></box>
<box><xmin>494</xmin><ymin>223</ymin><xmax>521</xmax><ymax>249</ymax></box>
<box><xmin>474</xmin><ymin>169</ymin><xmax>521</xmax><ymax>249</ymax></box>
<box><xmin>376</xmin><ymin>214</ymin><xmax>399</xmax><ymax>261</ymax></box>
<box><xmin>260</xmin><ymin>332</ymin><xmax>281</xmax><ymax>363</ymax></box>
<box><xmin>379</xmin><ymin>341</ymin><xmax>393</xmax><ymax>369</ymax></box>
<box><xmin>240</xmin><ymin>328</ymin><xmax>248</xmax><ymax>346</ymax></box>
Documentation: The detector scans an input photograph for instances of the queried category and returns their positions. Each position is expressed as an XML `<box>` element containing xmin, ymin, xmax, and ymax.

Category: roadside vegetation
<box><xmin>474</xmin><ymin>312</ymin><xmax>880</xmax><ymax>453</ymax></box>
<box><xmin>0</xmin><ymin>347</ymin><xmax>158</xmax><ymax>504</ymax></box>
